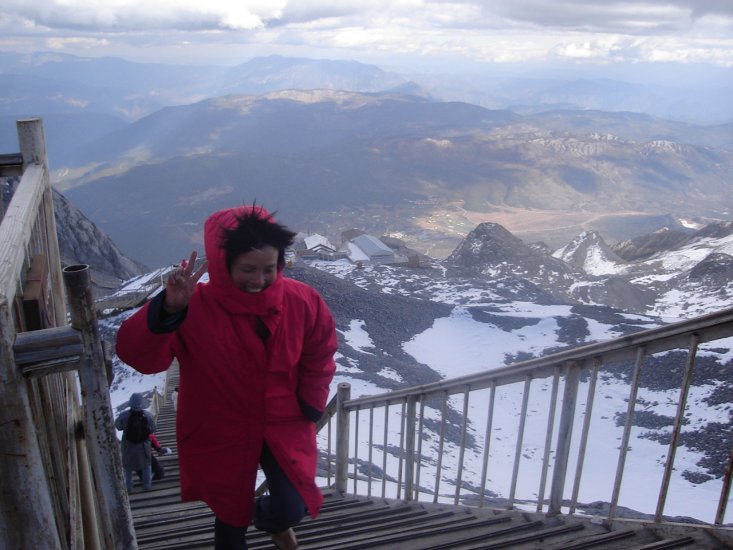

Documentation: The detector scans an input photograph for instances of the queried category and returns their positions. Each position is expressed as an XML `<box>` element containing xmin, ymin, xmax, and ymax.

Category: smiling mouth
<box><xmin>245</xmin><ymin>282</ymin><xmax>270</xmax><ymax>293</ymax></box>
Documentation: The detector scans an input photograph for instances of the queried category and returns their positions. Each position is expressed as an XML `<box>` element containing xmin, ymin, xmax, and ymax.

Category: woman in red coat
<box><xmin>116</xmin><ymin>205</ymin><xmax>338</xmax><ymax>550</ymax></box>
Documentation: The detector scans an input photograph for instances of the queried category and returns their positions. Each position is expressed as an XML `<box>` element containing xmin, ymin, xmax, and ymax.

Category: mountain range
<box><xmin>1</xmin><ymin>52</ymin><xmax>731</xmax><ymax>270</ymax></box>
<box><xmin>52</xmin><ymin>88</ymin><xmax>732</xmax><ymax>268</ymax></box>
<box><xmin>2</xmin><ymin>50</ymin><xmax>729</xmax><ymax>522</ymax></box>
<box><xmin>1</xmin><ymin>52</ymin><xmax>731</xmax><ymax>124</ymax></box>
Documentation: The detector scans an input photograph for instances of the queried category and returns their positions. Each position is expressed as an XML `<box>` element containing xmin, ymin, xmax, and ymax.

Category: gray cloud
<box><xmin>0</xmin><ymin>1</ymin><xmax>731</xmax><ymax>68</ymax></box>
<box><xmin>2</xmin><ymin>0</ymin><xmax>730</xmax><ymax>34</ymax></box>
<box><xmin>458</xmin><ymin>0</ymin><xmax>733</xmax><ymax>35</ymax></box>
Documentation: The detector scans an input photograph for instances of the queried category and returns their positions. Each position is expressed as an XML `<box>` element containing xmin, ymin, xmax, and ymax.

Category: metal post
<box><xmin>509</xmin><ymin>377</ymin><xmax>531</xmax><ymax>509</ymax></box>
<box><xmin>548</xmin><ymin>361</ymin><xmax>582</xmax><ymax>516</ymax></box>
<box><xmin>479</xmin><ymin>383</ymin><xmax>496</xmax><ymax>507</ymax></box>
<box><xmin>335</xmin><ymin>382</ymin><xmax>351</xmax><ymax>495</ymax></box>
<box><xmin>609</xmin><ymin>346</ymin><xmax>646</xmax><ymax>520</ymax></box>
<box><xmin>716</xmin><ymin>440</ymin><xmax>733</xmax><ymax>526</ymax></box>
<box><xmin>63</xmin><ymin>264</ymin><xmax>137</xmax><ymax>550</ymax></box>
<box><xmin>538</xmin><ymin>367</ymin><xmax>561</xmax><ymax>513</ymax></box>
<box><xmin>570</xmin><ymin>357</ymin><xmax>601</xmax><ymax>515</ymax></box>
<box><xmin>656</xmin><ymin>334</ymin><xmax>699</xmax><ymax>521</ymax></box>
<box><xmin>403</xmin><ymin>395</ymin><xmax>417</xmax><ymax>501</ymax></box>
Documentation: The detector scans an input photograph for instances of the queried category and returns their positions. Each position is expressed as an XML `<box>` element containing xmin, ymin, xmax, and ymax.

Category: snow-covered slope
<box><xmin>102</xmin><ymin>221</ymin><xmax>733</xmax><ymax>523</ymax></box>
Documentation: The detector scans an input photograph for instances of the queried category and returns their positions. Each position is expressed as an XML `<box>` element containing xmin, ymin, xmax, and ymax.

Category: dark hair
<box><xmin>220</xmin><ymin>208</ymin><xmax>296</xmax><ymax>271</ymax></box>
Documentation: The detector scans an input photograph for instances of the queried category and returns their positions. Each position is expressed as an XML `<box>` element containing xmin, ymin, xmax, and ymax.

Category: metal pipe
<box><xmin>454</xmin><ymin>385</ymin><xmax>471</xmax><ymax>506</ymax></box>
<box><xmin>609</xmin><ymin>346</ymin><xmax>646</xmax><ymax>520</ymax></box>
<box><xmin>415</xmin><ymin>397</ymin><xmax>426</xmax><ymax>501</ymax></box>
<box><xmin>715</xmin><ymin>440</ymin><xmax>733</xmax><ymax>525</ymax></box>
<box><xmin>367</xmin><ymin>404</ymin><xmax>374</xmax><ymax>497</ymax></box>
<box><xmin>509</xmin><ymin>376</ymin><xmax>532</xmax><ymax>508</ymax></box>
<box><xmin>353</xmin><ymin>408</ymin><xmax>360</xmax><ymax>494</ymax></box>
<box><xmin>537</xmin><ymin>367</ymin><xmax>560</xmax><ymax>512</ymax></box>
<box><xmin>656</xmin><ymin>334</ymin><xmax>699</xmax><ymax>521</ymax></box>
<box><xmin>397</xmin><ymin>400</ymin><xmax>406</xmax><ymax>499</ymax></box>
<box><xmin>479</xmin><ymin>383</ymin><xmax>496</xmax><ymax>507</ymax></box>
<box><xmin>433</xmin><ymin>391</ymin><xmax>448</xmax><ymax>503</ymax></box>
<box><xmin>570</xmin><ymin>358</ymin><xmax>600</xmax><ymax>514</ymax></box>
<box><xmin>549</xmin><ymin>361</ymin><xmax>582</xmax><ymax>516</ymax></box>
<box><xmin>404</xmin><ymin>395</ymin><xmax>417</xmax><ymax>501</ymax></box>
<box><xmin>335</xmin><ymin>382</ymin><xmax>351</xmax><ymax>495</ymax></box>
<box><xmin>381</xmin><ymin>403</ymin><xmax>389</xmax><ymax>498</ymax></box>
<box><xmin>326</xmin><ymin>414</ymin><xmax>333</xmax><ymax>486</ymax></box>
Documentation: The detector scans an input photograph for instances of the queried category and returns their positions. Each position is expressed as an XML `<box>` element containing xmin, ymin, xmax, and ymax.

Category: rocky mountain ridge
<box><xmin>449</xmin><ymin>220</ymin><xmax>733</xmax><ymax>317</ymax></box>
<box><xmin>51</xmin><ymin>89</ymin><xmax>733</xmax><ymax>268</ymax></box>
<box><xmin>2</xmin><ymin>177</ymin><xmax>147</xmax><ymax>295</ymax></box>
<box><xmin>2</xmin><ymin>52</ymin><xmax>731</xmax><ymax>125</ymax></box>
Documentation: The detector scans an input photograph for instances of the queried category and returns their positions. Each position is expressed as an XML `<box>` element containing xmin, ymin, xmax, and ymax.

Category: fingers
<box><xmin>165</xmin><ymin>270</ymin><xmax>184</xmax><ymax>292</ymax></box>
<box><xmin>191</xmin><ymin>260</ymin><xmax>209</xmax><ymax>283</ymax></box>
<box><xmin>182</xmin><ymin>251</ymin><xmax>197</xmax><ymax>276</ymax></box>
<box><xmin>168</xmin><ymin>251</ymin><xmax>206</xmax><ymax>287</ymax></box>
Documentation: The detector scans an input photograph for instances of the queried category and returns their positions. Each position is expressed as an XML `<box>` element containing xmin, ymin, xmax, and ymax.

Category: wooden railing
<box><xmin>0</xmin><ymin>119</ymin><xmax>135</xmax><ymax>549</ymax></box>
<box><xmin>323</xmin><ymin>306</ymin><xmax>733</xmax><ymax>530</ymax></box>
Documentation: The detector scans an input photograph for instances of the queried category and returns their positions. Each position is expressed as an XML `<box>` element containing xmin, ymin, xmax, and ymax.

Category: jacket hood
<box><xmin>129</xmin><ymin>393</ymin><xmax>144</xmax><ymax>410</ymax></box>
<box><xmin>202</xmin><ymin>205</ymin><xmax>285</xmax><ymax>316</ymax></box>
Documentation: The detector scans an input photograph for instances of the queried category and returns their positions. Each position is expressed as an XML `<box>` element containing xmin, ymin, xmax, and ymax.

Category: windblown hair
<box><xmin>220</xmin><ymin>207</ymin><xmax>297</xmax><ymax>271</ymax></box>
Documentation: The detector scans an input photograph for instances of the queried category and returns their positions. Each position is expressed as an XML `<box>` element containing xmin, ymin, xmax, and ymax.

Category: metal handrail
<box><xmin>343</xmin><ymin>305</ymin><xmax>733</xmax><ymax>408</ymax></box>
<box><xmin>321</xmin><ymin>304</ymin><xmax>733</xmax><ymax>528</ymax></box>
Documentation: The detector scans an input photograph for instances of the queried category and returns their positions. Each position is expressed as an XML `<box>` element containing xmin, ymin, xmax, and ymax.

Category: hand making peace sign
<box><xmin>163</xmin><ymin>251</ymin><xmax>208</xmax><ymax>314</ymax></box>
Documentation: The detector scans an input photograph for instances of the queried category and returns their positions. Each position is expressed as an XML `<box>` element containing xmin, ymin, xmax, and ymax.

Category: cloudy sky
<box><xmin>1</xmin><ymin>1</ymin><xmax>732</xmax><ymax>79</ymax></box>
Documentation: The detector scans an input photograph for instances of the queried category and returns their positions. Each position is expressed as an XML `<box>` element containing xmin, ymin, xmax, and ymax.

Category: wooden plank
<box><xmin>0</xmin><ymin>163</ymin><xmax>45</xmax><ymax>304</ymax></box>
<box><xmin>0</xmin><ymin>153</ymin><xmax>23</xmax><ymax>177</ymax></box>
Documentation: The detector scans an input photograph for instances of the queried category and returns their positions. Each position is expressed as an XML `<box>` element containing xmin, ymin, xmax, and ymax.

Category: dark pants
<box><xmin>214</xmin><ymin>443</ymin><xmax>307</xmax><ymax>550</ymax></box>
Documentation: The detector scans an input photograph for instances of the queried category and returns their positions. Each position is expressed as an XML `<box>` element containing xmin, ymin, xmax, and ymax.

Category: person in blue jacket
<box><xmin>114</xmin><ymin>392</ymin><xmax>157</xmax><ymax>491</ymax></box>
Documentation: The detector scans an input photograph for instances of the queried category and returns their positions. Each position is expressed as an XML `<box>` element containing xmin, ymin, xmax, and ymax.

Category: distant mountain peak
<box><xmin>445</xmin><ymin>222</ymin><xmax>580</xmax><ymax>296</ymax></box>
<box><xmin>553</xmin><ymin>230</ymin><xmax>624</xmax><ymax>276</ymax></box>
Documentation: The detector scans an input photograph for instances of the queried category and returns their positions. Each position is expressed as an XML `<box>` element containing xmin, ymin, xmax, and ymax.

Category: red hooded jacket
<box><xmin>116</xmin><ymin>206</ymin><xmax>337</xmax><ymax>526</ymax></box>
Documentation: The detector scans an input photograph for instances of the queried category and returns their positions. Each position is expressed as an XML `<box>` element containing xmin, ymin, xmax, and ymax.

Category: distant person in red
<box><xmin>116</xmin><ymin>205</ymin><xmax>338</xmax><ymax>550</ymax></box>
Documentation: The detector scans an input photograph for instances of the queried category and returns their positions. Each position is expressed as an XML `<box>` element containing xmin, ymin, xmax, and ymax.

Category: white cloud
<box><xmin>1</xmin><ymin>0</ymin><xmax>284</xmax><ymax>31</ymax></box>
<box><xmin>0</xmin><ymin>0</ymin><xmax>731</xmax><ymax>68</ymax></box>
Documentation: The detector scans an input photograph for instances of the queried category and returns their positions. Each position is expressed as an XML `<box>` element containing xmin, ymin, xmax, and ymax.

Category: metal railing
<box><xmin>319</xmin><ymin>305</ymin><xmax>733</xmax><ymax>529</ymax></box>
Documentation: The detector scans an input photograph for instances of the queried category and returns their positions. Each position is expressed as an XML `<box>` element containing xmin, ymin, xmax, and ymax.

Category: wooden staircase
<box><xmin>128</xmin><ymin>390</ymin><xmax>728</xmax><ymax>549</ymax></box>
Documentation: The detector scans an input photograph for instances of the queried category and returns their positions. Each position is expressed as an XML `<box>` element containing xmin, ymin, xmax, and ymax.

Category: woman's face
<box><xmin>229</xmin><ymin>245</ymin><xmax>279</xmax><ymax>293</ymax></box>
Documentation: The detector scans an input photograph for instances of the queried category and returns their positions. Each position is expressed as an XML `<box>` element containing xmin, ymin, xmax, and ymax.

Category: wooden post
<box><xmin>0</xmin><ymin>117</ymin><xmax>65</xmax><ymax>549</ymax></box>
<box><xmin>63</xmin><ymin>264</ymin><xmax>137</xmax><ymax>550</ymax></box>
<box><xmin>335</xmin><ymin>382</ymin><xmax>351</xmax><ymax>495</ymax></box>
<box><xmin>17</xmin><ymin>118</ymin><xmax>65</xmax><ymax>327</ymax></box>
<box><xmin>0</xmin><ymin>302</ymin><xmax>64</xmax><ymax>548</ymax></box>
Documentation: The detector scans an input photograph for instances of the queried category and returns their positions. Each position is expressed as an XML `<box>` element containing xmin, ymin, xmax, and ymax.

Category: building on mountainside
<box><xmin>341</xmin><ymin>228</ymin><xmax>365</xmax><ymax>245</ymax></box>
<box><xmin>293</xmin><ymin>230</ymin><xmax>408</xmax><ymax>265</ymax></box>
<box><xmin>346</xmin><ymin>234</ymin><xmax>405</xmax><ymax>265</ymax></box>
<box><xmin>295</xmin><ymin>233</ymin><xmax>346</xmax><ymax>260</ymax></box>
